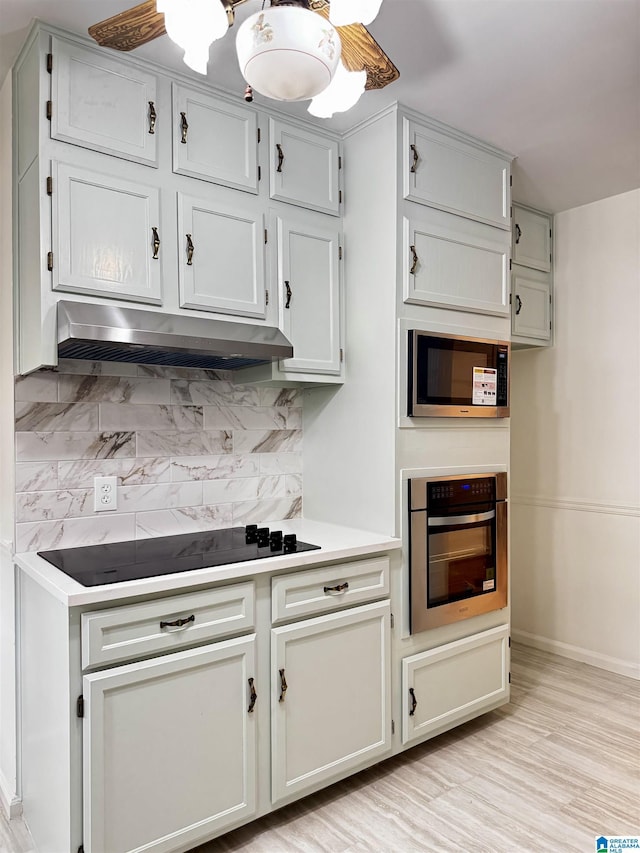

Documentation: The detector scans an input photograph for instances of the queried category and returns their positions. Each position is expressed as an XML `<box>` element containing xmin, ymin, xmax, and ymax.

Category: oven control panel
<box><xmin>427</xmin><ymin>477</ymin><xmax>496</xmax><ymax>509</ymax></box>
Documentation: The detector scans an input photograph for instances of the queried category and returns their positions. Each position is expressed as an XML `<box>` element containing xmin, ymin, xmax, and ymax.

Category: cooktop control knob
<box><xmin>283</xmin><ymin>533</ymin><xmax>297</xmax><ymax>553</ymax></box>
<box><xmin>269</xmin><ymin>530</ymin><xmax>283</xmax><ymax>551</ymax></box>
<box><xmin>245</xmin><ymin>524</ymin><xmax>258</xmax><ymax>544</ymax></box>
<box><xmin>256</xmin><ymin>527</ymin><xmax>270</xmax><ymax>548</ymax></box>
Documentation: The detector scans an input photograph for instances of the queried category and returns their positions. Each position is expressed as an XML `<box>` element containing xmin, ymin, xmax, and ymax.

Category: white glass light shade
<box><xmin>236</xmin><ymin>6</ymin><xmax>341</xmax><ymax>102</ymax></box>
<box><xmin>308</xmin><ymin>62</ymin><xmax>366</xmax><ymax>117</ymax></box>
<box><xmin>157</xmin><ymin>0</ymin><xmax>229</xmax><ymax>75</ymax></box>
<box><xmin>329</xmin><ymin>0</ymin><xmax>384</xmax><ymax>27</ymax></box>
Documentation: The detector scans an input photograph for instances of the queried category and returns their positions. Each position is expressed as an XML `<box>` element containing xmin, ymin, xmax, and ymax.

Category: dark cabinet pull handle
<box><xmin>148</xmin><ymin>101</ymin><xmax>156</xmax><ymax>134</ymax></box>
<box><xmin>410</xmin><ymin>143</ymin><xmax>419</xmax><ymax>173</ymax></box>
<box><xmin>515</xmin><ymin>294</ymin><xmax>523</xmax><ymax>315</ymax></box>
<box><xmin>323</xmin><ymin>582</ymin><xmax>349</xmax><ymax>594</ymax></box>
<box><xmin>409</xmin><ymin>687</ymin><xmax>417</xmax><ymax>716</ymax></box>
<box><xmin>152</xmin><ymin>227</ymin><xmax>160</xmax><ymax>259</ymax></box>
<box><xmin>180</xmin><ymin>111</ymin><xmax>189</xmax><ymax>144</ymax></box>
<box><xmin>186</xmin><ymin>234</ymin><xmax>194</xmax><ymax>265</ymax></box>
<box><xmin>276</xmin><ymin>143</ymin><xmax>284</xmax><ymax>172</ymax></box>
<box><xmin>515</xmin><ymin>223</ymin><xmax>522</xmax><ymax>244</ymax></box>
<box><xmin>284</xmin><ymin>280</ymin><xmax>292</xmax><ymax>309</ymax></box>
<box><xmin>160</xmin><ymin>614</ymin><xmax>195</xmax><ymax>630</ymax></box>
<box><xmin>248</xmin><ymin>677</ymin><xmax>257</xmax><ymax>713</ymax></box>
<box><xmin>410</xmin><ymin>244</ymin><xmax>418</xmax><ymax>275</ymax></box>
<box><xmin>279</xmin><ymin>668</ymin><xmax>288</xmax><ymax>702</ymax></box>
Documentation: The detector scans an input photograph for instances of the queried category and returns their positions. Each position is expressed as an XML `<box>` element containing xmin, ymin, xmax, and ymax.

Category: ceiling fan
<box><xmin>88</xmin><ymin>0</ymin><xmax>399</xmax><ymax>115</ymax></box>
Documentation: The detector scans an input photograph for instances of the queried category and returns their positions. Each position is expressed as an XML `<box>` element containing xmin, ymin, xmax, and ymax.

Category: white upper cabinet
<box><xmin>403</xmin><ymin>207</ymin><xmax>510</xmax><ymax>316</ymax></box>
<box><xmin>52</xmin><ymin>160</ymin><xmax>163</xmax><ymax>305</ymax></box>
<box><xmin>274</xmin><ymin>208</ymin><xmax>342</xmax><ymax>375</ymax></box>
<box><xmin>50</xmin><ymin>36</ymin><xmax>158</xmax><ymax>166</ymax></box>
<box><xmin>403</xmin><ymin>117</ymin><xmax>511</xmax><ymax>230</ymax></box>
<box><xmin>511</xmin><ymin>266</ymin><xmax>552</xmax><ymax>342</ymax></box>
<box><xmin>269</xmin><ymin>118</ymin><xmax>341</xmax><ymax>216</ymax></box>
<box><xmin>178</xmin><ymin>192</ymin><xmax>266</xmax><ymax>319</ymax></box>
<box><xmin>512</xmin><ymin>203</ymin><xmax>552</xmax><ymax>272</ymax></box>
<box><xmin>172</xmin><ymin>83</ymin><xmax>260</xmax><ymax>193</ymax></box>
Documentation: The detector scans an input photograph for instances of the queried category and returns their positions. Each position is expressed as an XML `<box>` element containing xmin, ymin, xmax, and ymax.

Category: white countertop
<box><xmin>14</xmin><ymin>518</ymin><xmax>401</xmax><ymax>607</ymax></box>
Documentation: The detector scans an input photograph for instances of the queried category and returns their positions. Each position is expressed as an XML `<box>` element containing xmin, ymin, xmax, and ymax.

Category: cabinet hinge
<box><xmin>265</xmin><ymin>289</ymin><xmax>269</xmax><ymax>306</ymax></box>
<box><xmin>264</xmin><ymin>228</ymin><xmax>268</xmax><ymax>245</ymax></box>
<box><xmin>510</xmin><ymin>205</ymin><xmax>513</xmax><ymax>218</ymax></box>
<box><xmin>339</xmin><ymin>189</ymin><xmax>343</xmax><ymax>204</ymax></box>
<box><xmin>47</xmin><ymin>251</ymin><xmax>53</xmax><ymax>271</ymax></box>
<box><xmin>509</xmin><ymin>259</ymin><xmax>512</xmax><ymax>270</ymax></box>
<box><xmin>340</xmin><ymin>347</ymin><xmax>344</xmax><ymax>363</ymax></box>
<box><xmin>46</xmin><ymin>176</ymin><xmax>53</xmax><ymax>195</ymax></box>
<box><xmin>76</xmin><ymin>695</ymin><xmax>84</xmax><ymax>718</ymax></box>
<box><xmin>510</xmin><ymin>174</ymin><xmax>513</xmax><ymax>187</ymax></box>
<box><xmin>391</xmin><ymin>719</ymin><xmax>395</xmax><ymax>735</ymax></box>
<box><xmin>509</xmin><ymin>293</ymin><xmax>512</xmax><ymax>305</ymax></box>
<box><xmin>257</xmin><ymin>127</ymin><xmax>261</xmax><ymax>143</ymax></box>
<box><xmin>258</xmin><ymin>165</ymin><xmax>261</xmax><ymax>181</ymax></box>
<box><xmin>390</xmin><ymin>612</ymin><xmax>394</xmax><ymax>629</ymax></box>
<box><xmin>46</xmin><ymin>53</ymin><xmax>53</xmax><ymax>74</ymax></box>
<box><xmin>508</xmin><ymin>636</ymin><xmax>511</xmax><ymax>647</ymax></box>
<box><xmin>339</xmin><ymin>246</ymin><xmax>343</xmax><ymax>261</ymax></box>
<box><xmin>338</xmin><ymin>155</ymin><xmax>342</xmax><ymax>170</ymax></box>
<box><xmin>508</xmin><ymin>672</ymin><xmax>511</xmax><ymax>683</ymax></box>
<box><xmin>46</xmin><ymin>100</ymin><xmax>52</xmax><ymax>121</ymax></box>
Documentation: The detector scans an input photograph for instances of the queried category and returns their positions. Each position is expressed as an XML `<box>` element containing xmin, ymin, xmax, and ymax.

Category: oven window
<box><xmin>427</xmin><ymin>522</ymin><xmax>496</xmax><ymax>607</ymax></box>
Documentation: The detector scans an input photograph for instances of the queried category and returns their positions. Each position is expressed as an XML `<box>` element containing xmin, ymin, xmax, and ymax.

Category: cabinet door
<box><xmin>271</xmin><ymin>600</ymin><xmax>391</xmax><ymax>804</ymax></box>
<box><xmin>178</xmin><ymin>192</ymin><xmax>266</xmax><ymax>318</ymax></box>
<box><xmin>83</xmin><ymin>635</ymin><xmax>257</xmax><ymax>853</ymax></box>
<box><xmin>512</xmin><ymin>204</ymin><xmax>552</xmax><ymax>271</ymax></box>
<box><xmin>512</xmin><ymin>266</ymin><xmax>552</xmax><ymax>342</ymax></box>
<box><xmin>274</xmin><ymin>209</ymin><xmax>342</xmax><ymax>375</ymax></box>
<box><xmin>269</xmin><ymin>118</ymin><xmax>340</xmax><ymax>215</ymax></box>
<box><xmin>50</xmin><ymin>36</ymin><xmax>158</xmax><ymax>166</ymax></box>
<box><xmin>402</xmin><ymin>625</ymin><xmax>509</xmax><ymax>745</ymax></box>
<box><xmin>403</xmin><ymin>211</ymin><xmax>510</xmax><ymax>316</ymax></box>
<box><xmin>172</xmin><ymin>84</ymin><xmax>259</xmax><ymax>193</ymax></box>
<box><xmin>403</xmin><ymin>117</ymin><xmax>510</xmax><ymax>229</ymax></box>
<box><xmin>52</xmin><ymin>161</ymin><xmax>162</xmax><ymax>304</ymax></box>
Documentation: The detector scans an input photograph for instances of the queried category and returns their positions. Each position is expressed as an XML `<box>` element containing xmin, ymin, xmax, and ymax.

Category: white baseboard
<box><xmin>0</xmin><ymin>768</ymin><xmax>21</xmax><ymax>820</ymax></box>
<box><xmin>512</xmin><ymin>630</ymin><xmax>640</xmax><ymax>681</ymax></box>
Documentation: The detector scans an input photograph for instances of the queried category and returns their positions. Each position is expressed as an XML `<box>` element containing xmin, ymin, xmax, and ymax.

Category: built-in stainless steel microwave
<box><xmin>408</xmin><ymin>330</ymin><xmax>510</xmax><ymax>418</ymax></box>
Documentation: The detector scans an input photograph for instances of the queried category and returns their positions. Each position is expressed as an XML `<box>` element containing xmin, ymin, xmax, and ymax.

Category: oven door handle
<box><xmin>428</xmin><ymin>509</ymin><xmax>495</xmax><ymax>527</ymax></box>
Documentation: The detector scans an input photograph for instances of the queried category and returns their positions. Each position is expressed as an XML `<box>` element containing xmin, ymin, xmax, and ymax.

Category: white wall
<box><xmin>510</xmin><ymin>189</ymin><xmax>640</xmax><ymax>678</ymax></box>
<box><xmin>0</xmin><ymin>71</ymin><xmax>18</xmax><ymax>814</ymax></box>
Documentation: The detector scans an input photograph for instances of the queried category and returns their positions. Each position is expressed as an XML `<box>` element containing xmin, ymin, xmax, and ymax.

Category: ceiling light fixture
<box><xmin>158</xmin><ymin>0</ymin><xmax>385</xmax><ymax>116</ymax></box>
<box><xmin>156</xmin><ymin>0</ymin><xmax>232</xmax><ymax>74</ymax></box>
<box><xmin>328</xmin><ymin>0</ymin><xmax>383</xmax><ymax>27</ymax></box>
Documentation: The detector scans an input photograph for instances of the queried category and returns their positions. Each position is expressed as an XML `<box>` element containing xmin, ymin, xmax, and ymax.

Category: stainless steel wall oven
<box><xmin>408</xmin><ymin>472</ymin><xmax>508</xmax><ymax>632</ymax></box>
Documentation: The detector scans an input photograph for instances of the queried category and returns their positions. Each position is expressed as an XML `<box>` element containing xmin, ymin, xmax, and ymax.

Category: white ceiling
<box><xmin>1</xmin><ymin>0</ymin><xmax>639</xmax><ymax>213</ymax></box>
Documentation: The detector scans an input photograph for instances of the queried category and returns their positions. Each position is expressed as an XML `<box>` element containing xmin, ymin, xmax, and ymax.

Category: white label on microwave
<box><xmin>483</xmin><ymin>579</ymin><xmax>496</xmax><ymax>591</ymax></box>
<box><xmin>472</xmin><ymin>367</ymin><xmax>497</xmax><ymax>405</ymax></box>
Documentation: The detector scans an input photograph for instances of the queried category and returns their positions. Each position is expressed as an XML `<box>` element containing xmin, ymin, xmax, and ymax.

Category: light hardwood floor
<box><xmin>2</xmin><ymin>644</ymin><xmax>639</xmax><ymax>853</ymax></box>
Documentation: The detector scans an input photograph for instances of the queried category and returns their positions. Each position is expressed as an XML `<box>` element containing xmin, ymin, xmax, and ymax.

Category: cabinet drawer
<box><xmin>82</xmin><ymin>582</ymin><xmax>255</xmax><ymax>669</ymax></box>
<box><xmin>401</xmin><ymin>624</ymin><xmax>509</xmax><ymax>744</ymax></box>
<box><xmin>271</xmin><ymin>557</ymin><xmax>389</xmax><ymax>623</ymax></box>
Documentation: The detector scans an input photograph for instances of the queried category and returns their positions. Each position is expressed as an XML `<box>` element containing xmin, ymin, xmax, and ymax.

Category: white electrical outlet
<box><xmin>94</xmin><ymin>476</ymin><xmax>118</xmax><ymax>512</ymax></box>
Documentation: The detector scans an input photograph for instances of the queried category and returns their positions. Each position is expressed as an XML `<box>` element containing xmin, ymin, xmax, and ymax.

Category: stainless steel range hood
<box><xmin>57</xmin><ymin>301</ymin><xmax>293</xmax><ymax>370</ymax></box>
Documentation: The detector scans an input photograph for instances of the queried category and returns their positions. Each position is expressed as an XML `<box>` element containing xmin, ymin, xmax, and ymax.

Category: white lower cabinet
<box><xmin>271</xmin><ymin>600</ymin><xmax>392</xmax><ymax>803</ymax></box>
<box><xmin>401</xmin><ymin>624</ymin><xmax>510</xmax><ymax>745</ymax></box>
<box><xmin>83</xmin><ymin>636</ymin><xmax>257</xmax><ymax>853</ymax></box>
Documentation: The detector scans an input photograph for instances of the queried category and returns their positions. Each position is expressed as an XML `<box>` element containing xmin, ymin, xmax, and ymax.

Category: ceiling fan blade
<box><xmin>88</xmin><ymin>0</ymin><xmax>166</xmax><ymax>51</ymax></box>
<box><xmin>309</xmin><ymin>0</ymin><xmax>399</xmax><ymax>90</ymax></box>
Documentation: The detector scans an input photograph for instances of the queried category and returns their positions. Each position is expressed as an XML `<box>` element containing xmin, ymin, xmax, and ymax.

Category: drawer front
<box><xmin>82</xmin><ymin>582</ymin><xmax>255</xmax><ymax>669</ymax></box>
<box><xmin>271</xmin><ymin>557</ymin><xmax>389</xmax><ymax>623</ymax></box>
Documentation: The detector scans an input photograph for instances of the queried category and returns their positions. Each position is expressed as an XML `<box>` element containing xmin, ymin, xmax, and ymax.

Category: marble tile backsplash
<box><xmin>15</xmin><ymin>361</ymin><xmax>303</xmax><ymax>552</ymax></box>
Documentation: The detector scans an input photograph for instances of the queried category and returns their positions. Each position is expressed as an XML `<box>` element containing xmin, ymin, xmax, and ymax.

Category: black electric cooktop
<box><xmin>37</xmin><ymin>525</ymin><xmax>320</xmax><ymax>587</ymax></box>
